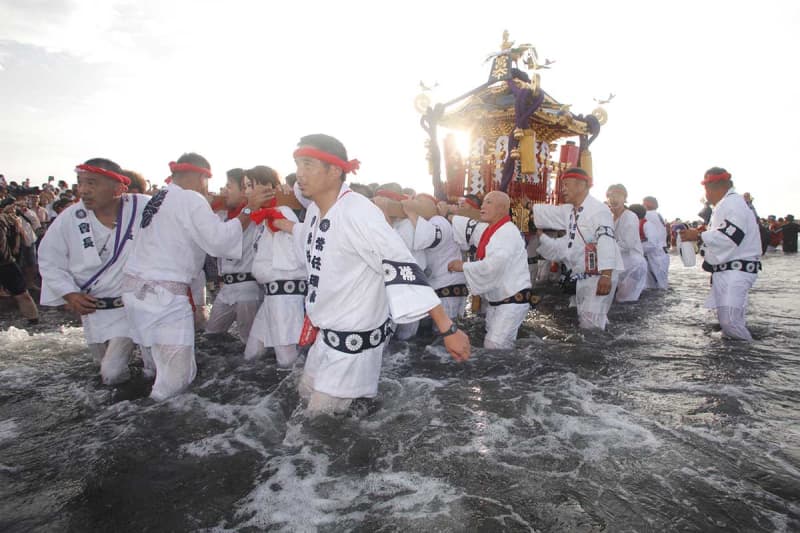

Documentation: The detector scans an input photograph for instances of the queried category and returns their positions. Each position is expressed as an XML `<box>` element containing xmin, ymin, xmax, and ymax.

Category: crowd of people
<box><xmin>0</xmin><ymin>138</ymin><xmax>795</xmax><ymax>415</ymax></box>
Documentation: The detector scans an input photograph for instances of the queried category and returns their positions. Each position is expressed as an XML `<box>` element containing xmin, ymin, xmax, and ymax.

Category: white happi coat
<box><xmin>452</xmin><ymin>215</ymin><xmax>531</xmax><ymax>347</ymax></box>
<box><xmin>214</xmin><ymin>209</ymin><xmax>262</xmax><ymax>305</ymax></box>
<box><xmin>534</xmin><ymin>196</ymin><xmax>624</xmax><ymax>328</ymax></box>
<box><xmin>393</xmin><ymin>218</ymin><xmax>428</xmax><ymax>270</ymax></box>
<box><xmin>123</xmin><ymin>183</ymin><xmax>244</xmax><ymax>347</ymax></box>
<box><xmin>250</xmin><ymin>206</ymin><xmax>306</xmax><ymax>347</ymax></box>
<box><xmin>614</xmin><ymin>209</ymin><xmax>648</xmax><ymax>302</ymax></box>
<box><xmin>38</xmin><ymin>194</ymin><xmax>148</xmax><ymax>343</ymax></box>
<box><xmin>701</xmin><ymin>189</ymin><xmax>761</xmax><ymax>311</ymax></box>
<box><xmin>415</xmin><ymin>216</ymin><xmax>467</xmax><ymax>290</ymax></box>
<box><xmin>451</xmin><ymin>216</ymin><xmax>531</xmax><ymax>302</ymax></box>
<box><xmin>415</xmin><ymin>215</ymin><xmax>468</xmax><ymax>318</ymax></box>
<box><xmin>293</xmin><ymin>183</ymin><xmax>440</xmax><ymax>398</ymax></box>
<box><xmin>642</xmin><ymin>210</ymin><xmax>670</xmax><ymax>289</ymax></box>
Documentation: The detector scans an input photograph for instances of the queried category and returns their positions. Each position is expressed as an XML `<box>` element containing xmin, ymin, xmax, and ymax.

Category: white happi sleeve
<box><xmin>347</xmin><ymin>204</ymin><xmax>440</xmax><ymax>324</ymax></box>
<box><xmin>591</xmin><ymin>208</ymin><xmax>620</xmax><ymax>271</ymax></box>
<box><xmin>452</xmin><ymin>215</ymin><xmax>487</xmax><ymax>250</ymax></box>
<box><xmin>536</xmin><ymin>233</ymin><xmax>568</xmax><ymax>262</ymax></box>
<box><xmin>181</xmin><ymin>193</ymin><xmax>244</xmax><ymax>260</ymax></box>
<box><xmin>533</xmin><ymin>204</ymin><xmax>573</xmax><ymax>231</ymax></box>
<box><xmin>413</xmin><ymin>217</ymin><xmax>442</xmax><ymax>250</ymax></box>
<box><xmin>38</xmin><ymin>217</ymin><xmax>81</xmax><ymax>305</ymax></box>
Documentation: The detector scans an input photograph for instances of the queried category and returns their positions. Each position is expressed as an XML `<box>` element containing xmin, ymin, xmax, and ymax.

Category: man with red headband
<box><xmin>273</xmin><ymin>134</ymin><xmax>470</xmax><ymax>416</ymax></box>
<box><xmin>38</xmin><ymin>158</ymin><xmax>149</xmax><ymax>385</ymax></box>
<box><xmin>642</xmin><ymin>195</ymin><xmax>670</xmax><ymax>290</ymax></box>
<box><xmin>205</xmin><ymin>168</ymin><xmax>263</xmax><ymax>344</ymax></box>
<box><xmin>679</xmin><ymin>167</ymin><xmax>761</xmax><ymax>340</ymax></box>
<box><xmin>244</xmin><ymin>165</ymin><xmax>306</xmax><ymax>369</ymax></box>
<box><xmin>531</xmin><ymin>167</ymin><xmax>624</xmax><ymax>330</ymax></box>
<box><xmin>445</xmin><ymin>191</ymin><xmax>532</xmax><ymax>348</ymax></box>
<box><xmin>122</xmin><ymin>153</ymin><xmax>272</xmax><ymax>401</ymax></box>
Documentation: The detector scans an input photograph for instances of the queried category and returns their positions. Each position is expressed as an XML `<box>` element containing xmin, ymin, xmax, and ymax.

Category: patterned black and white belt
<box><xmin>702</xmin><ymin>259</ymin><xmax>762</xmax><ymax>274</ymax></box>
<box><xmin>489</xmin><ymin>288</ymin><xmax>533</xmax><ymax>306</ymax></box>
<box><xmin>570</xmin><ymin>271</ymin><xmax>598</xmax><ymax>282</ymax></box>
<box><xmin>94</xmin><ymin>296</ymin><xmax>124</xmax><ymax>310</ymax></box>
<box><xmin>222</xmin><ymin>272</ymin><xmax>256</xmax><ymax>284</ymax></box>
<box><xmin>322</xmin><ymin>318</ymin><xmax>394</xmax><ymax>355</ymax></box>
<box><xmin>435</xmin><ymin>284</ymin><xmax>468</xmax><ymax>298</ymax></box>
<box><xmin>264</xmin><ymin>279</ymin><xmax>307</xmax><ymax>296</ymax></box>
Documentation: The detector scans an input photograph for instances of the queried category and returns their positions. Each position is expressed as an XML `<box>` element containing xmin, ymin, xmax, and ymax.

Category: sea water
<box><xmin>1</xmin><ymin>254</ymin><xmax>798</xmax><ymax>532</ymax></box>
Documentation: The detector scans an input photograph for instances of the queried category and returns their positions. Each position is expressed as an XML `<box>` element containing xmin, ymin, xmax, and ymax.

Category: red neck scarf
<box><xmin>476</xmin><ymin>215</ymin><xmax>511</xmax><ymax>260</ymax></box>
<box><xmin>227</xmin><ymin>201</ymin><xmax>247</xmax><ymax>220</ymax></box>
<box><xmin>249</xmin><ymin>198</ymin><xmax>283</xmax><ymax>231</ymax></box>
<box><xmin>638</xmin><ymin>218</ymin><xmax>647</xmax><ymax>241</ymax></box>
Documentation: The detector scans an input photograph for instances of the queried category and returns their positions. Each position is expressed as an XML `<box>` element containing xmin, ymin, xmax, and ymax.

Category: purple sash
<box><xmin>80</xmin><ymin>195</ymin><xmax>138</xmax><ymax>292</ymax></box>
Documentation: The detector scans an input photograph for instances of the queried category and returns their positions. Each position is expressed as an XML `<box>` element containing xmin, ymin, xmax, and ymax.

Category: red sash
<box><xmin>476</xmin><ymin>216</ymin><xmax>511</xmax><ymax>260</ymax></box>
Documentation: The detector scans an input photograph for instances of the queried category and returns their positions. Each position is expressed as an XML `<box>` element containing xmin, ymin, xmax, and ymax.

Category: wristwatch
<box><xmin>437</xmin><ymin>323</ymin><xmax>459</xmax><ymax>337</ymax></box>
<box><xmin>242</xmin><ymin>207</ymin><xmax>252</xmax><ymax>216</ymax></box>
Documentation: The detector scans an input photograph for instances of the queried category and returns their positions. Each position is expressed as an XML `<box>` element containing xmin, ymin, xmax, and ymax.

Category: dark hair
<box><xmin>402</xmin><ymin>187</ymin><xmax>416</xmax><ymax>197</ymax></box>
<box><xmin>349</xmin><ymin>182</ymin><xmax>374</xmax><ymax>199</ymax></box>
<box><xmin>226</xmin><ymin>168</ymin><xmax>246</xmax><ymax>189</ymax></box>
<box><xmin>284</xmin><ymin>173</ymin><xmax>297</xmax><ymax>187</ymax></box>
<box><xmin>563</xmin><ymin>167</ymin><xmax>589</xmax><ymax>178</ymax></box>
<box><xmin>245</xmin><ymin>166</ymin><xmax>280</xmax><ymax>188</ymax></box>
<box><xmin>176</xmin><ymin>152</ymin><xmax>210</xmax><ymax>170</ymax></box>
<box><xmin>53</xmin><ymin>198</ymin><xmax>71</xmax><ymax>212</ymax></box>
<box><xmin>787</xmin><ymin>214</ymin><xmax>795</xmax><ymax>222</ymax></box>
<box><xmin>642</xmin><ymin>196</ymin><xmax>659</xmax><ymax>209</ymax></box>
<box><xmin>606</xmin><ymin>183</ymin><xmax>627</xmax><ymax>196</ymax></box>
<box><xmin>705</xmin><ymin>166</ymin><xmax>729</xmax><ymax>178</ymax></box>
<box><xmin>83</xmin><ymin>157</ymin><xmax>123</xmax><ymax>175</ymax></box>
<box><xmin>297</xmin><ymin>134</ymin><xmax>348</xmax><ymax>181</ymax></box>
<box><xmin>465</xmin><ymin>193</ymin><xmax>482</xmax><ymax>208</ymax></box>
<box><xmin>379</xmin><ymin>182</ymin><xmax>403</xmax><ymax>194</ymax></box>
<box><xmin>121</xmin><ymin>169</ymin><xmax>147</xmax><ymax>193</ymax></box>
<box><xmin>628</xmin><ymin>203</ymin><xmax>646</xmax><ymax>219</ymax></box>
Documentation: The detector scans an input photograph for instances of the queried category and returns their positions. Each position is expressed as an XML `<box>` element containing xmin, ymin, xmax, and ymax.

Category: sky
<box><xmin>1</xmin><ymin>0</ymin><xmax>799</xmax><ymax>220</ymax></box>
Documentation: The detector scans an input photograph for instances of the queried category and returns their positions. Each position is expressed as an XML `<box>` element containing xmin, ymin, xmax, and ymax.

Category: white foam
<box><xmin>222</xmin><ymin>445</ymin><xmax>463</xmax><ymax>531</ymax></box>
<box><xmin>175</xmin><ymin>393</ymin><xmax>288</xmax><ymax>458</ymax></box>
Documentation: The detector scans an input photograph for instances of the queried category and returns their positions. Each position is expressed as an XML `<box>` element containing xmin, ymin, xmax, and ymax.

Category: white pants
<box><xmin>484</xmin><ymin>303</ymin><xmax>529</xmax><ymax>349</ymax></box>
<box><xmin>299</xmin><ymin>371</ymin><xmax>353</xmax><ymax>416</ymax></box>
<box><xmin>440</xmin><ymin>296</ymin><xmax>467</xmax><ymax>320</ymax></box>
<box><xmin>243</xmin><ymin>338</ymin><xmax>299</xmax><ymax>368</ymax></box>
<box><xmin>142</xmin><ymin>344</ymin><xmax>197</xmax><ymax>401</ymax></box>
<box><xmin>616</xmin><ymin>254</ymin><xmax>647</xmax><ymax>303</ymax></box>
<box><xmin>206</xmin><ymin>300</ymin><xmax>260</xmax><ymax>343</ymax></box>
<box><xmin>706</xmin><ymin>270</ymin><xmax>756</xmax><ymax>341</ymax></box>
<box><xmin>395</xmin><ymin>320</ymin><xmax>420</xmax><ymax>340</ymax></box>
<box><xmin>645</xmin><ymin>253</ymin><xmax>670</xmax><ymax>289</ymax></box>
<box><xmin>121</xmin><ymin>286</ymin><xmax>196</xmax><ymax>401</ymax></box>
<box><xmin>88</xmin><ymin>337</ymin><xmax>134</xmax><ymax>385</ymax></box>
<box><xmin>576</xmin><ymin>276</ymin><xmax>618</xmax><ymax>330</ymax></box>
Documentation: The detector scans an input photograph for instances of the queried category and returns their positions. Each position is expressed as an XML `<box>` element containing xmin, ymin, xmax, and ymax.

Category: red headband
<box><xmin>169</xmin><ymin>161</ymin><xmax>212</xmax><ymax>177</ymax></box>
<box><xmin>701</xmin><ymin>171</ymin><xmax>731</xmax><ymax>185</ymax></box>
<box><xmin>374</xmin><ymin>189</ymin><xmax>408</xmax><ymax>202</ymax></box>
<box><xmin>464</xmin><ymin>198</ymin><xmax>480</xmax><ymax>210</ymax></box>
<box><xmin>75</xmin><ymin>164</ymin><xmax>131</xmax><ymax>186</ymax></box>
<box><xmin>561</xmin><ymin>171</ymin><xmax>591</xmax><ymax>183</ymax></box>
<box><xmin>293</xmin><ymin>147</ymin><xmax>360</xmax><ymax>174</ymax></box>
<box><xmin>415</xmin><ymin>193</ymin><xmax>438</xmax><ymax>205</ymax></box>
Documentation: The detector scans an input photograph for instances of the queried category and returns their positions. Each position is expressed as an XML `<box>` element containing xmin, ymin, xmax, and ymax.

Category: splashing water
<box><xmin>1</xmin><ymin>254</ymin><xmax>798</xmax><ymax>532</ymax></box>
